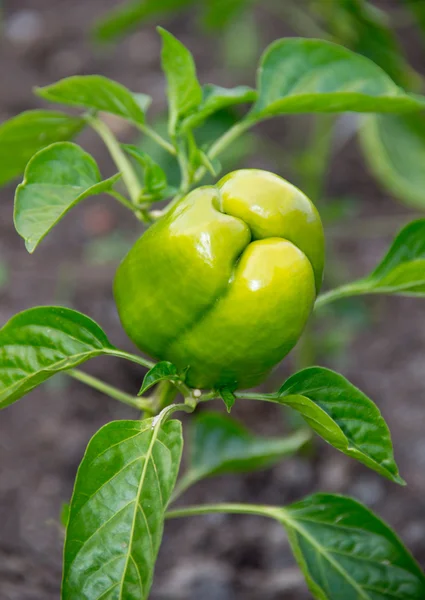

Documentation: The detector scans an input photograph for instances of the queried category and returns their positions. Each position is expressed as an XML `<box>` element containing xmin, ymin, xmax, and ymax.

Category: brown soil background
<box><xmin>1</xmin><ymin>1</ymin><xmax>425</xmax><ymax>599</ymax></box>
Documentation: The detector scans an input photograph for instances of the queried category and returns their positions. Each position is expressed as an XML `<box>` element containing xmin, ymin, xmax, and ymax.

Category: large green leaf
<box><xmin>277</xmin><ymin>367</ymin><xmax>403</xmax><ymax>484</ymax></box>
<box><xmin>0</xmin><ymin>110</ymin><xmax>85</xmax><ymax>187</ymax></box>
<box><xmin>36</xmin><ymin>75</ymin><xmax>151</xmax><ymax>125</ymax></box>
<box><xmin>182</xmin><ymin>84</ymin><xmax>256</xmax><ymax>130</ymax></box>
<box><xmin>14</xmin><ymin>142</ymin><xmax>120</xmax><ymax>252</ymax></box>
<box><xmin>184</xmin><ymin>411</ymin><xmax>310</xmax><ymax>485</ymax></box>
<box><xmin>158</xmin><ymin>27</ymin><xmax>203</xmax><ymax>135</ymax></box>
<box><xmin>317</xmin><ymin>0</ymin><xmax>413</xmax><ymax>87</ymax></box>
<box><xmin>251</xmin><ymin>38</ymin><xmax>425</xmax><ymax>119</ymax></box>
<box><xmin>62</xmin><ymin>417</ymin><xmax>183</xmax><ymax>599</ymax></box>
<box><xmin>167</xmin><ymin>494</ymin><xmax>425</xmax><ymax>599</ymax></box>
<box><xmin>359</xmin><ymin>113</ymin><xmax>425</xmax><ymax>209</ymax></box>
<box><xmin>239</xmin><ymin>367</ymin><xmax>402</xmax><ymax>483</ymax></box>
<box><xmin>93</xmin><ymin>0</ymin><xmax>194</xmax><ymax>43</ymax></box>
<box><xmin>201</xmin><ymin>0</ymin><xmax>251</xmax><ymax>30</ymax></box>
<box><xmin>284</xmin><ymin>494</ymin><xmax>425</xmax><ymax>600</ymax></box>
<box><xmin>317</xmin><ymin>219</ymin><xmax>425</xmax><ymax>306</ymax></box>
<box><xmin>0</xmin><ymin>306</ymin><xmax>142</xmax><ymax>410</ymax></box>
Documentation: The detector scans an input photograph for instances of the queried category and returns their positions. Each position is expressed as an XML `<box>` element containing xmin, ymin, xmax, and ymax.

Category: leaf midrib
<box><xmin>281</xmin><ymin>512</ymin><xmax>370</xmax><ymax>600</ymax></box>
<box><xmin>118</xmin><ymin>418</ymin><xmax>165</xmax><ymax>600</ymax></box>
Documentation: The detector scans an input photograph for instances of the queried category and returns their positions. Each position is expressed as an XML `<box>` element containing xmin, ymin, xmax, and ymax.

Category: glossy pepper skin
<box><xmin>114</xmin><ymin>169</ymin><xmax>325</xmax><ymax>390</ymax></box>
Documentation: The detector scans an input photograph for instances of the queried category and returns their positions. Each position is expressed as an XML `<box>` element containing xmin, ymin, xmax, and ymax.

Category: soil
<box><xmin>1</xmin><ymin>2</ymin><xmax>425</xmax><ymax>599</ymax></box>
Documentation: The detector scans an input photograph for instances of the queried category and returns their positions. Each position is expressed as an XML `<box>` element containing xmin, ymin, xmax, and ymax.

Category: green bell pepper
<box><xmin>114</xmin><ymin>169</ymin><xmax>325</xmax><ymax>389</ymax></box>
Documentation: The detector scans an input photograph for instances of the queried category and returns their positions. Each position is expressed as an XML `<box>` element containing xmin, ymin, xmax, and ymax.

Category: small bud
<box><xmin>193</xmin><ymin>389</ymin><xmax>202</xmax><ymax>398</ymax></box>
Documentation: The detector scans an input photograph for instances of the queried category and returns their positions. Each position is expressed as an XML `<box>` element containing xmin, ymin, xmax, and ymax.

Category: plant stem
<box><xmin>159</xmin><ymin>401</ymin><xmax>199</xmax><ymax>422</ymax></box>
<box><xmin>67</xmin><ymin>368</ymin><xmax>150</xmax><ymax>411</ymax></box>
<box><xmin>166</xmin><ymin>502</ymin><xmax>279</xmax><ymax>521</ymax></box>
<box><xmin>88</xmin><ymin>115</ymin><xmax>142</xmax><ymax>204</ymax></box>
<box><xmin>234</xmin><ymin>391</ymin><xmax>280</xmax><ymax>403</ymax></box>
<box><xmin>104</xmin><ymin>348</ymin><xmax>155</xmax><ymax>369</ymax></box>
<box><xmin>192</xmin><ymin>119</ymin><xmax>254</xmax><ymax>186</ymax></box>
<box><xmin>168</xmin><ymin>429</ymin><xmax>311</xmax><ymax>504</ymax></box>
<box><xmin>137</xmin><ymin>123</ymin><xmax>176</xmax><ymax>155</ymax></box>
<box><xmin>210</xmin><ymin>119</ymin><xmax>255</xmax><ymax>161</ymax></box>
<box><xmin>160</xmin><ymin>119</ymin><xmax>255</xmax><ymax>218</ymax></box>
<box><xmin>314</xmin><ymin>282</ymin><xmax>368</xmax><ymax>310</ymax></box>
<box><xmin>151</xmin><ymin>380</ymin><xmax>179</xmax><ymax>414</ymax></box>
<box><xmin>176</xmin><ymin>138</ymin><xmax>191</xmax><ymax>193</ymax></box>
<box><xmin>107</xmin><ymin>190</ymin><xmax>145</xmax><ymax>222</ymax></box>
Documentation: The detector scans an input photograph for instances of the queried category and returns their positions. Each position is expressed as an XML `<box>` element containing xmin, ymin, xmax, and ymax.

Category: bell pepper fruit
<box><xmin>114</xmin><ymin>169</ymin><xmax>325</xmax><ymax>389</ymax></box>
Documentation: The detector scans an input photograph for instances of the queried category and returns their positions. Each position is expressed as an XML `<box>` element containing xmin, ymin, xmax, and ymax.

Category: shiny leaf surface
<box><xmin>62</xmin><ymin>417</ymin><xmax>183</xmax><ymax>599</ymax></box>
<box><xmin>182</xmin><ymin>84</ymin><xmax>256</xmax><ymax>129</ymax></box>
<box><xmin>37</xmin><ymin>75</ymin><xmax>151</xmax><ymax>125</ymax></box>
<box><xmin>317</xmin><ymin>220</ymin><xmax>425</xmax><ymax>305</ymax></box>
<box><xmin>158</xmin><ymin>27</ymin><xmax>202</xmax><ymax>134</ymax></box>
<box><xmin>251</xmin><ymin>38</ymin><xmax>425</xmax><ymax>119</ymax></box>
<box><xmin>168</xmin><ymin>494</ymin><xmax>425</xmax><ymax>599</ymax></box>
<box><xmin>123</xmin><ymin>145</ymin><xmax>168</xmax><ymax>195</ymax></box>
<box><xmin>0</xmin><ymin>110</ymin><xmax>85</xmax><ymax>187</ymax></box>
<box><xmin>278</xmin><ymin>367</ymin><xmax>403</xmax><ymax>484</ymax></box>
<box><xmin>15</xmin><ymin>142</ymin><xmax>120</xmax><ymax>252</ymax></box>
<box><xmin>0</xmin><ymin>306</ymin><xmax>115</xmax><ymax>409</ymax></box>
<box><xmin>219</xmin><ymin>387</ymin><xmax>236</xmax><ymax>413</ymax></box>
<box><xmin>138</xmin><ymin>362</ymin><xmax>180</xmax><ymax>396</ymax></box>
<box><xmin>283</xmin><ymin>494</ymin><xmax>425</xmax><ymax>600</ymax></box>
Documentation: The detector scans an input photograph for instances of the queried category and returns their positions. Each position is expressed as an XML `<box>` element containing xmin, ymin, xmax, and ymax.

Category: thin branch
<box><xmin>67</xmin><ymin>368</ymin><xmax>151</xmax><ymax>411</ymax></box>
<box><xmin>136</xmin><ymin>123</ymin><xmax>177</xmax><ymax>156</ymax></box>
<box><xmin>166</xmin><ymin>502</ymin><xmax>279</xmax><ymax>521</ymax></box>
<box><xmin>104</xmin><ymin>348</ymin><xmax>155</xmax><ymax>369</ymax></box>
<box><xmin>87</xmin><ymin>115</ymin><xmax>142</xmax><ymax>204</ymax></box>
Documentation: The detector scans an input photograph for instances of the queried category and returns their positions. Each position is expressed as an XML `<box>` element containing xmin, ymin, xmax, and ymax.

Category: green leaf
<box><xmin>317</xmin><ymin>219</ymin><xmax>425</xmax><ymax>305</ymax></box>
<box><xmin>60</xmin><ymin>503</ymin><xmax>70</xmax><ymax>528</ymax></box>
<box><xmin>359</xmin><ymin>113</ymin><xmax>425</xmax><ymax>209</ymax></box>
<box><xmin>187</xmin><ymin>412</ymin><xmax>310</xmax><ymax>482</ymax></box>
<box><xmin>14</xmin><ymin>142</ymin><xmax>120</xmax><ymax>252</ymax></box>
<box><xmin>0</xmin><ymin>306</ymin><xmax>118</xmax><ymax>410</ymax></box>
<box><xmin>36</xmin><ymin>75</ymin><xmax>151</xmax><ymax>125</ymax></box>
<box><xmin>251</xmin><ymin>38</ymin><xmax>425</xmax><ymax>120</ymax></box>
<box><xmin>0</xmin><ymin>110</ymin><xmax>85</xmax><ymax>187</ymax></box>
<box><xmin>318</xmin><ymin>0</ymin><xmax>414</xmax><ymax>87</ymax></box>
<box><xmin>158</xmin><ymin>27</ymin><xmax>203</xmax><ymax>135</ymax></box>
<box><xmin>219</xmin><ymin>387</ymin><xmax>236</xmax><ymax>413</ymax></box>
<box><xmin>405</xmin><ymin>0</ymin><xmax>425</xmax><ymax>47</ymax></box>
<box><xmin>138</xmin><ymin>361</ymin><xmax>180</xmax><ymax>396</ymax></box>
<box><xmin>182</xmin><ymin>84</ymin><xmax>257</xmax><ymax>130</ymax></box>
<box><xmin>283</xmin><ymin>493</ymin><xmax>425</xmax><ymax>600</ymax></box>
<box><xmin>123</xmin><ymin>145</ymin><xmax>168</xmax><ymax>195</ymax></box>
<box><xmin>201</xmin><ymin>0</ymin><xmax>249</xmax><ymax>30</ymax></box>
<box><xmin>168</xmin><ymin>494</ymin><xmax>425</xmax><ymax>599</ymax></box>
<box><xmin>93</xmin><ymin>0</ymin><xmax>195</xmax><ymax>43</ymax></box>
<box><xmin>62</xmin><ymin>417</ymin><xmax>183</xmax><ymax>599</ymax></box>
<box><xmin>277</xmin><ymin>367</ymin><xmax>403</xmax><ymax>484</ymax></box>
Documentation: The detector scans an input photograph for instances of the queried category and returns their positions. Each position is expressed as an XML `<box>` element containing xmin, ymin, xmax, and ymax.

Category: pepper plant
<box><xmin>2</xmin><ymin>29</ymin><xmax>425</xmax><ymax>599</ymax></box>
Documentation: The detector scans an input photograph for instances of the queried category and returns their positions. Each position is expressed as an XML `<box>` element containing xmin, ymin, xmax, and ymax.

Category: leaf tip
<box><xmin>24</xmin><ymin>239</ymin><xmax>36</xmax><ymax>253</ymax></box>
<box><xmin>394</xmin><ymin>474</ymin><xmax>407</xmax><ymax>486</ymax></box>
<box><xmin>157</xmin><ymin>25</ymin><xmax>167</xmax><ymax>37</ymax></box>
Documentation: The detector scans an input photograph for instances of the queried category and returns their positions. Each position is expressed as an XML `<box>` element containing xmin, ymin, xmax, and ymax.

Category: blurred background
<box><xmin>1</xmin><ymin>1</ymin><xmax>425</xmax><ymax>598</ymax></box>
